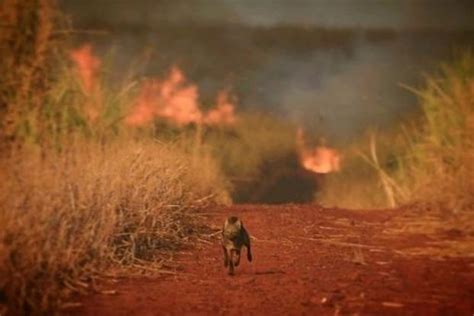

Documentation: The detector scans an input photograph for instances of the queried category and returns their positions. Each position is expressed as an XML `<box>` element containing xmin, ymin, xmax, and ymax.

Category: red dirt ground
<box><xmin>71</xmin><ymin>204</ymin><xmax>474</xmax><ymax>315</ymax></box>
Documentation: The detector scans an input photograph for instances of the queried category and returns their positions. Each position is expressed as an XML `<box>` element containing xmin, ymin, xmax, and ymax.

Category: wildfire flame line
<box><xmin>125</xmin><ymin>66</ymin><xmax>236</xmax><ymax>127</ymax></box>
<box><xmin>69</xmin><ymin>44</ymin><xmax>237</xmax><ymax>127</ymax></box>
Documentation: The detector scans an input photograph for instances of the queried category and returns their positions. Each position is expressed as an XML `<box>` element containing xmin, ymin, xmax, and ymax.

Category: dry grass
<box><xmin>318</xmin><ymin>129</ymin><xmax>404</xmax><ymax>209</ymax></box>
<box><xmin>318</xmin><ymin>166</ymin><xmax>388</xmax><ymax>209</ymax></box>
<box><xmin>0</xmin><ymin>139</ymin><xmax>228</xmax><ymax>313</ymax></box>
<box><xmin>0</xmin><ymin>0</ymin><xmax>64</xmax><ymax>147</ymax></box>
<box><xmin>0</xmin><ymin>2</ymin><xmax>233</xmax><ymax>313</ymax></box>
<box><xmin>395</xmin><ymin>53</ymin><xmax>474</xmax><ymax>212</ymax></box>
<box><xmin>320</xmin><ymin>53</ymin><xmax>474</xmax><ymax>213</ymax></box>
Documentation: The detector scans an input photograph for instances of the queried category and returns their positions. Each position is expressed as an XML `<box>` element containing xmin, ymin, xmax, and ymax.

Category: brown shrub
<box><xmin>0</xmin><ymin>139</ymin><xmax>228</xmax><ymax>313</ymax></box>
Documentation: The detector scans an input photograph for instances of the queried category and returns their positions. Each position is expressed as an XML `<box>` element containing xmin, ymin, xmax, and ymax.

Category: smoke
<box><xmin>243</xmin><ymin>30</ymin><xmax>473</xmax><ymax>143</ymax></box>
<box><xmin>225</xmin><ymin>0</ymin><xmax>474</xmax><ymax>30</ymax></box>
<box><xmin>61</xmin><ymin>0</ymin><xmax>238</xmax><ymax>27</ymax></box>
<box><xmin>248</xmin><ymin>37</ymin><xmax>423</xmax><ymax>142</ymax></box>
<box><xmin>61</xmin><ymin>0</ymin><xmax>474</xmax><ymax>30</ymax></box>
<box><xmin>60</xmin><ymin>1</ymin><xmax>474</xmax><ymax>143</ymax></box>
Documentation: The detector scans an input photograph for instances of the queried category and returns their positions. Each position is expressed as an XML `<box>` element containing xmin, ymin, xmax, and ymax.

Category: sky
<box><xmin>62</xmin><ymin>0</ymin><xmax>474</xmax><ymax>30</ymax></box>
<box><xmin>221</xmin><ymin>0</ymin><xmax>474</xmax><ymax>30</ymax></box>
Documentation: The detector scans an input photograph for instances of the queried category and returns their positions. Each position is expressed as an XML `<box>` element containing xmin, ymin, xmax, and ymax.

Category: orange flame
<box><xmin>70</xmin><ymin>44</ymin><xmax>102</xmax><ymax>121</ymax></box>
<box><xmin>204</xmin><ymin>90</ymin><xmax>236</xmax><ymax>125</ymax></box>
<box><xmin>126</xmin><ymin>66</ymin><xmax>236</xmax><ymax>127</ymax></box>
<box><xmin>70</xmin><ymin>44</ymin><xmax>101</xmax><ymax>95</ymax></box>
<box><xmin>156</xmin><ymin>66</ymin><xmax>202</xmax><ymax>125</ymax></box>
<box><xmin>297</xmin><ymin>128</ymin><xmax>341</xmax><ymax>174</ymax></box>
<box><xmin>124</xmin><ymin>79</ymin><xmax>161</xmax><ymax>126</ymax></box>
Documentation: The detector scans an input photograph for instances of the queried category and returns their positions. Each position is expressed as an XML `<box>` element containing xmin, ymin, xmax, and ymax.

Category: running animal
<box><xmin>221</xmin><ymin>216</ymin><xmax>253</xmax><ymax>275</ymax></box>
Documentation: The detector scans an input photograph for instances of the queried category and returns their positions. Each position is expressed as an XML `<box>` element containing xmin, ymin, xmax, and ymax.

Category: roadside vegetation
<box><xmin>0</xmin><ymin>1</ymin><xmax>228</xmax><ymax>313</ymax></box>
<box><xmin>320</xmin><ymin>52</ymin><xmax>474</xmax><ymax>213</ymax></box>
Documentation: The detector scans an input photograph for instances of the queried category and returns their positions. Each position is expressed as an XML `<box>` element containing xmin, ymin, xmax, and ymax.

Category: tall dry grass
<box><xmin>317</xmin><ymin>129</ymin><xmax>405</xmax><ymax>209</ymax></box>
<box><xmin>319</xmin><ymin>52</ymin><xmax>474</xmax><ymax>212</ymax></box>
<box><xmin>0</xmin><ymin>0</ymin><xmax>64</xmax><ymax>147</ymax></box>
<box><xmin>0</xmin><ymin>139</ymin><xmax>228</xmax><ymax>313</ymax></box>
<box><xmin>0</xmin><ymin>2</ymin><xmax>232</xmax><ymax>313</ymax></box>
<box><xmin>394</xmin><ymin>52</ymin><xmax>474</xmax><ymax>212</ymax></box>
<box><xmin>0</xmin><ymin>78</ymin><xmax>230</xmax><ymax>312</ymax></box>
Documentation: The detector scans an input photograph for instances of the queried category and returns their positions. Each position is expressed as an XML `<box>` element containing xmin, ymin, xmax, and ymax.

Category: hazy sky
<box><xmin>222</xmin><ymin>0</ymin><xmax>474</xmax><ymax>30</ymax></box>
<box><xmin>63</xmin><ymin>0</ymin><xmax>474</xmax><ymax>30</ymax></box>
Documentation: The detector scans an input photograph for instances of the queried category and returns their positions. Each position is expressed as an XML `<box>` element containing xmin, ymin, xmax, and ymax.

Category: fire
<box><xmin>126</xmin><ymin>66</ymin><xmax>236</xmax><ymax>127</ymax></box>
<box><xmin>69</xmin><ymin>43</ymin><xmax>237</xmax><ymax>127</ymax></box>
<box><xmin>297</xmin><ymin>128</ymin><xmax>341</xmax><ymax>174</ymax></box>
<box><xmin>125</xmin><ymin>66</ymin><xmax>202</xmax><ymax>126</ymax></box>
<box><xmin>70</xmin><ymin>44</ymin><xmax>102</xmax><ymax>121</ymax></box>
<box><xmin>204</xmin><ymin>90</ymin><xmax>236</xmax><ymax>125</ymax></box>
<box><xmin>70</xmin><ymin>44</ymin><xmax>101</xmax><ymax>95</ymax></box>
<box><xmin>158</xmin><ymin>66</ymin><xmax>202</xmax><ymax>125</ymax></box>
<box><xmin>123</xmin><ymin>79</ymin><xmax>162</xmax><ymax>126</ymax></box>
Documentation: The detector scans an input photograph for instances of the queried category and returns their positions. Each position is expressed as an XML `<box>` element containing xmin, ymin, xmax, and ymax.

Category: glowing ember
<box><xmin>297</xmin><ymin>128</ymin><xmax>341</xmax><ymax>174</ymax></box>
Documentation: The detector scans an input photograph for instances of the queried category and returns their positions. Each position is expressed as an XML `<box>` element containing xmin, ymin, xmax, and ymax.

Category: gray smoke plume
<box><xmin>60</xmin><ymin>0</ymin><xmax>474</xmax><ymax>143</ymax></box>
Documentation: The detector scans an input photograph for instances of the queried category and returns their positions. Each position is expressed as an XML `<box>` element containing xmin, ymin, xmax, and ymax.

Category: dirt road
<box><xmin>74</xmin><ymin>204</ymin><xmax>474</xmax><ymax>315</ymax></box>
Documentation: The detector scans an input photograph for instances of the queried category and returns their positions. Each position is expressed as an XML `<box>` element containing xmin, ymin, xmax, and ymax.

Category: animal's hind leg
<box><xmin>235</xmin><ymin>249</ymin><xmax>241</xmax><ymax>266</ymax></box>
<box><xmin>247</xmin><ymin>243</ymin><xmax>253</xmax><ymax>262</ymax></box>
<box><xmin>243</xmin><ymin>229</ymin><xmax>253</xmax><ymax>262</ymax></box>
<box><xmin>223</xmin><ymin>246</ymin><xmax>228</xmax><ymax>267</ymax></box>
<box><xmin>228</xmin><ymin>250</ymin><xmax>235</xmax><ymax>275</ymax></box>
